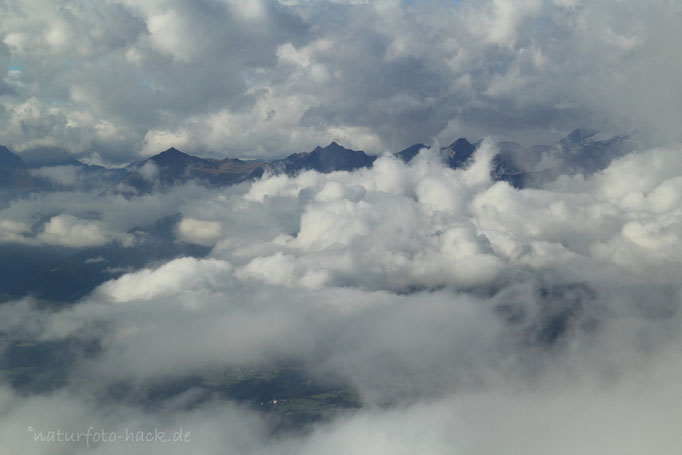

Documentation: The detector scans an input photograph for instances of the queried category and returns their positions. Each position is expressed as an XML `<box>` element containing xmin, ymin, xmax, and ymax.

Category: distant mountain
<box><xmin>395</xmin><ymin>138</ymin><xmax>475</xmax><ymax>168</ymax></box>
<box><xmin>441</xmin><ymin>138</ymin><xmax>476</xmax><ymax>168</ymax></box>
<box><xmin>121</xmin><ymin>147</ymin><xmax>211</xmax><ymax>192</ymax></box>
<box><xmin>491</xmin><ymin>129</ymin><xmax>633</xmax><ymax>188</ymax></box>
<box><xmin>397</xmin><ymin>129</ymin><xmax>633</xmax><ymax>188</ymax></box>
<box><xmin>483</xmin><ymin>142</ymin><xmax>522</xmax><ymax>187</ymax></box>
<box><xmin>121</xmin><ymin>143</ymin><xmax>376</xmax><ymax>193</ymax></box>
<box><xmin>0</xmin><ymin>146</ymin><xmax>35</xmax><ymax>190</ymax></box>
<box><xmin>557</xmin><ymin>129</ymin><xmax>631</xmax><ymax>174</ymax></box>
<box><xmin>0</xmin><ymin>145</ymin><xmax>130</xmax><ymax>193</ymax></box>
<box><xmin>271</xmin><ymin>141</ymin><xmax>376</xmax><ymax>174</ymax></box>
<box><xmin>0</xmin><ymin>145</ymin><xmax>27</xmax><ymax>169</ymax></box>
<box><xmin>395</xmin><ymin>137</ymin><xmax>477</xmax><ymax>171</ymax></box>
<box><xmin>0</xmin><ymin>130</ymin><xmax>634</xmax><ymax>195</ymax></box>
<box><xmin>395</xmin><ymin>143</ymin><xmax>428</xmax><ymax>162</ymax></box>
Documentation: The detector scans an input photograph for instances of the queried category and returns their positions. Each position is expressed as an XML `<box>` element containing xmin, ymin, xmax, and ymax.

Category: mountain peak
<box><xmin>279</xmin><ymin>142</ymin><xmax>374</xmax><ymax>174</ymax></box>
<box><xmin>441</xmin><ymin>138</ymin><xmax>475</xmax><ymax>169</ymax></box>
<box><xmin>159</xmin><ymin>147</ymin><xmax>186</xmax><ymax>156</ymax></box>
<box><xmin>395</xmin><ymin>143</ymin><xmax>428</xmax><ymax>163</ymax></box>
<box><xmin>312</xmin><ymin>142</ymin><xmax>345</xmax><ymax>153</ymax></box>
<box><xmin>447</xmin><ymin>138</ymin><xmax>473</xmax><ymax>149</ymax></box>
<box><xmin>148</xmin><ymin>147</ymin><xmax>201</xmax><ymax>165</ymax></box>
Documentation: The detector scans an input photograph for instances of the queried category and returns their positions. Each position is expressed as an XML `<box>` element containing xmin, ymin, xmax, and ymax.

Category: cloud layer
<box><xmin>1</xmin><ymin>140</ymin><xmax>681</xmax><ymax>452</ymax></box>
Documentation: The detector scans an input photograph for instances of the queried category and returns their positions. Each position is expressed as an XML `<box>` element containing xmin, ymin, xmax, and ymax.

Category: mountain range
<box><xmin>0</xmin><ymin>130</ymin><xmax>632</xmax><ymax>196</ymax></box>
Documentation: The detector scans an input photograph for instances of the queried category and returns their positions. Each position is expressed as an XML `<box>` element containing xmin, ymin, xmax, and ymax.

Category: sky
<box><xmin>1</xmin><ymin>0</ymin><xmax>682</xmax><ymax>164</ymax></box>
<box><xmin>2</xmin><ymin>1</ymin><xmax>682</xmax><ymax>454</ymax></box>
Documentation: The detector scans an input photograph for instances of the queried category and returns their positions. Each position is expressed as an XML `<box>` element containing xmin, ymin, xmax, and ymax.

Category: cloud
<box><xmin>176</xmin><ymin>217</ymin><xmax>222</xmax><ymax>246</ymax></box>
<box><xmin>0</xmin><ymin>140</ymin><xmax>680</xmax><ymax>453</ymax></box>
<box><xmin>30</xmin><ymin>165</ymin><xmax>79</xmax><ymax>186</ymax></box>
<box><xmin>0</xmin><ymin>219</ymin><xmax>31</xmax><ymax>243</ymax></box>
<box><xmin>141</xmin><ymin>130</ymin><xmax>190</xmax><ymax>157</ymax></box>
<box><xmin>1</xmin><ymin>0</ymin><xmax>681</xmax><ymax>163</ymax></box>
<box><xmin>96</xmin><ymin>257</ymin><xmax>231</xmax><ymax>304</ymax></box>
<box><xmin>0</xmin><ymin>214</ymin><xmax>136</xmax><ymax>248</ymax></box>
<box><xmin>37</xmin><ymin>214</ymin><xmax>113</xmax><ymax>247</ymax></box>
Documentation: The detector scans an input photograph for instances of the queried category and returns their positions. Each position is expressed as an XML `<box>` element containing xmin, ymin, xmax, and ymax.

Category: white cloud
<box><xmin>176</xmin><ymin>217</ymin><xmax>222</xmax><ymax>246</ymax></box>
<box><xmin>146</xmin><ymin>10</ymin><xmax>195</xmax><ymax>62</ymax></box>
<box><xmin>96</xmin><ymin>257</ymin><xmax>231</xmax><ymax>304</ymax></box>
<box><xmin>38</xmin><ymin>214</ymin><xmax>115</xmax><ymax>248</ymax></box>
<box><xmin>0</xmin><ymin>219</ymin><xmax>31</xmax><ymax>243</ymax></box>
<box><xmin>237</xmin><ymin>252</ymin><xmax>329</xmax><ymax>289</ymax></box>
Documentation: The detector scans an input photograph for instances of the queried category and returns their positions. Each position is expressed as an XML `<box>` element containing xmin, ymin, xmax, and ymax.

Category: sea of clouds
<box><xmin>1</xmin><ymin>140</ymin><xmax>681</xmax><ymax>453</ymax></box>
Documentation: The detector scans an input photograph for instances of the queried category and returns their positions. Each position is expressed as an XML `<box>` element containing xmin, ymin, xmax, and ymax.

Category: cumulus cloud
<box><xmin>96</xmin><ymin>257</ymin><xmax>231</xmax><ymax>304</ymax></box>
<box><xmin>38</xmin><ymin>214</ymin><xmax>114</xmax><ymax>247</ymax></box>
<box><xmin>176</xmin><ymin>217</ymin><xmax>222</xmax><ymax>246</ymax></box>
<box><xmin>0</xmin><ymin>213</ymin><xmax>134</xmax><ymax>248</ymax></box>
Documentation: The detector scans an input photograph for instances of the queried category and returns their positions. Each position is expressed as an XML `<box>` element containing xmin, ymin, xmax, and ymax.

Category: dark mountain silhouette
<box><xmin>395</xmin><ymin>138</ymin><xmax>475</xmax><ymax>169</ymax></box>
<box><xmin>121</xmin><ymin>147</ymin><xmax>208</xmax><ymax>192</ymax></box>
<box><xmin>120</xmin><ymin>143</ymin><xmax>376</xmax><ymax>193</ymax></box>
<box><xmin>271</xmin><ymin>141</ymin><xmax>376</xmax><ymax>174</ymax></box>
<box><xmin>395</xmin><ymin>143</ymin><xmax>428</xmax><ymax>162</ymax></box>
<box><xmin>441</xmin><ymin>138</ymin><xmax>476</xmax><ymax>168</ymax></box>
<box><xmin>395</xmin><ymin>139</ymin><xmax>475</xmax><ymax>168</ymax></box>
<box><xmin>0</xmin><ymin>146</ymin><xmax>35</xmax><ymax>190</ymax></box>
<box><xmin>396</xmin><ymin>129</ymin><xmax>633</xmax><ymax>188</ymax></box>
<box><xmin>0</xmin><ymin>129</ymin><xmax>634</xmax><ymax>195</ymax></box>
